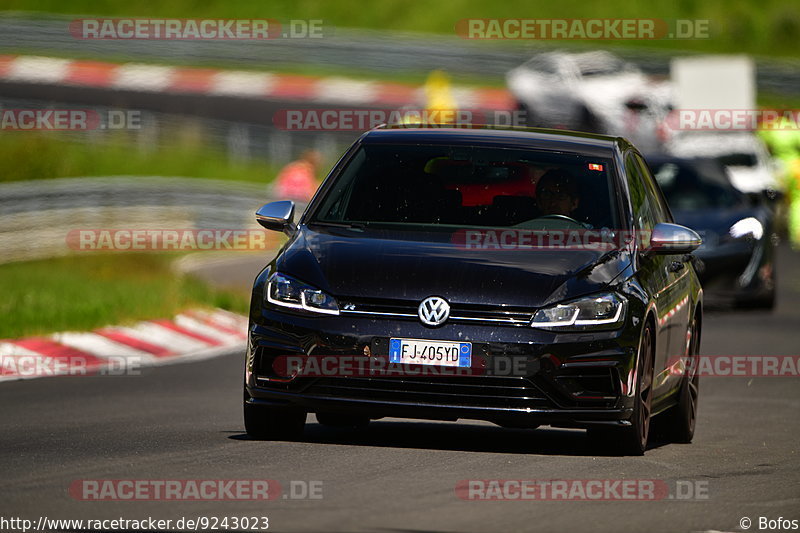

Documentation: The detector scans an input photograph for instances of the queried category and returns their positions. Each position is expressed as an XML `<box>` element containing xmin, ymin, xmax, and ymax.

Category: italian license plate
<box><xmin>389</xmin><ymin>338</ymin><xmax>472</xmax><ymax>367</ymax></box>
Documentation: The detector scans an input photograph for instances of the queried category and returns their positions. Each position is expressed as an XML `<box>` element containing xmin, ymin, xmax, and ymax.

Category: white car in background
<box><xmin>666</xmin><ymin>132</ymin><xmax>779</xmax><ymax>193</ymax></box>
<box><xmin>506</xmin><ymin>50</ymin><xmax>671</xmax><ymax>152</ymax></box>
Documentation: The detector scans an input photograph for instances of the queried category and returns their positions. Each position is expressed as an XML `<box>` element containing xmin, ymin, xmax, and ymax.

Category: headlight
<box><xmin>531</xmin><ymin>292</ymin><xmax>625</xmax><ymax>329</ymax></box>
<box><xmin>266</xmin><ymin>273</ymin><xmax>339</xmax><ymax>315</ymax></box>
<box><xmin>729</xmin><ymin>217</ymin><xmax>763</xmax><ymax>240</ymax></box>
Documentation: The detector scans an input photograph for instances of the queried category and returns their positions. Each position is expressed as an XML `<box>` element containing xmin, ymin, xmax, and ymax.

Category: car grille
<box><xmin>338</xmin><ymin>297</ymin><xmax>533</xmax><ymax>327</ymax></box>
<box><xmin>300</xmin><ymin>375</ymin><xmax>554</xmax><ymax>410</ymax></box>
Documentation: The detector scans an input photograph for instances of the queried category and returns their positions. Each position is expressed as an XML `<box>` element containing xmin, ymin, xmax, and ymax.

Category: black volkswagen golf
<box><xmin>245</xmin><ymin>125</ymin><xmax>703</xmax><ymax>455</ymax></box>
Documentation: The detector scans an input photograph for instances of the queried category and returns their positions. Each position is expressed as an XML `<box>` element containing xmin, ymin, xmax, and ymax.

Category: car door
<box><xmin>625</xmin><ymin>153</ymin><xmax>673</xmax><ymax>393</ymax></box>
<box><xmin>635</xmin><ymin>153</ymin><xmax>693</xmax><ymax>395</ymax></box>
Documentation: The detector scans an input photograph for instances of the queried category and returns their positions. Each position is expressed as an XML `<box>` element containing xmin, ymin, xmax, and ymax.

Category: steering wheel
<box><xmin>538</xmin><ymin>214</ymin><xmax>583</xmax><ymax>225</ymax></box>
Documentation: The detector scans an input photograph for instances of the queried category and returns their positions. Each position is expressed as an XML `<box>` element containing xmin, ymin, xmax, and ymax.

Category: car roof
<box><xmin>361</xmin><ymin>125</ymin><xmax>628</xmax><ymax>157</ymax></box>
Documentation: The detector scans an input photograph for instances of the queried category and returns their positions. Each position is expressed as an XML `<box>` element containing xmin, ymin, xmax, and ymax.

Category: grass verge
<box><xmin>0</xmin><ymin>131</ymin><xmax>276</xmax><ymax>184</ymax></box>
<box><xmin>0</xmin><ymin>253</ymin><xmax>250</xmax><ymax>339</ymax></box>
<box><xmin>2</xmin><ymin>0</ymin><xmax>799</xmax><ymax>58</ymax></box>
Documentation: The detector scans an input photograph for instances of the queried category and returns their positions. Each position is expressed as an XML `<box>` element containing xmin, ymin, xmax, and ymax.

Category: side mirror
<box><xmin>648</xmin><ymin>223</ymin><xmax>702</xmax><ymax>255</ymax></box>
<box><xmin>624</xmin><ymin>99</ymin><xmax>648</xmax><ymax>112</ymax></box>
<box><xmin>763</xmin><ymin>188</ymin><xmax>783</xmax><ymax>202</ymax></box>
<box><xmin>256</xmin><ymin>201</ymin><xmax>296</xmax><ymax>235</ymax></box>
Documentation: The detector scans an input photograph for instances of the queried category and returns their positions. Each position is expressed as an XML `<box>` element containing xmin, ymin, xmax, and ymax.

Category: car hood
<box><xmin>276</xmin><ymin>226</ymin><xmax>632</xmax><ymax>308</ymax></box>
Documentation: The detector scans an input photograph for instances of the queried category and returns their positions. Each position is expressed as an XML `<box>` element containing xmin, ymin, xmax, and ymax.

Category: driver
<box><xmin>536</xmin><ymin>169</ymin><xmax>580</xmax><ymax>218</ymax></box>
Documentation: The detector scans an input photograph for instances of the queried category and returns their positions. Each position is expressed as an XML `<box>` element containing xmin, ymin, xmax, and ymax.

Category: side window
<box><xmin>634</xmin><ymin>153</ymin><xmax>673</xmax><ymax>223</ymax></box>
<box><xmin>625</xmin><ymin>154</ymin><xmax>656</xmax><ymax>248</ymax></box>
<box><xmin>625</xmin><ymin>155</ymin><xmax>654</xmax><ymax>223</ymax></box>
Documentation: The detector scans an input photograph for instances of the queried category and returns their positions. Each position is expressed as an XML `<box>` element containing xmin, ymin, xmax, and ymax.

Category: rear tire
<box><xmin>739</xmin><ymin>289</ymin><xmax>776</xmax><ymax>310</ymax></box>
<box><xmin>244</xmin><ymin>392</ymin><xmax>306</xmax><ymax>441</ymax></box>
<box><xmin>661</xmin><ymin>314</ymin><xmax>700</xmax><ymax>443</ymax></box>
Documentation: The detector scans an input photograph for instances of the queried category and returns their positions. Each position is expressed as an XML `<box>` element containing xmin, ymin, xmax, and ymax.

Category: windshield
<box><xmin>717</xmin><ymin>152</ymin><xmax>758</xmax><ymax>168</ymax></box>
<box><xmin>310</xmin><ymin>143</ymin><xmax>620</xmax><ymax>231</ymax></box>
<box><xmin>651</xmin><ymin>160</ymin><xmax>745</xmax><ymax>210</ymax></box>
<box><xmin>521</xmin><ymin>56</ymin><xmax>558</xmax><ymax>74</ymax></box>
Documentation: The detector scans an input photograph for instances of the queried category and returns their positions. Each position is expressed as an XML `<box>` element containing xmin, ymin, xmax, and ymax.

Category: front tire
<box><xmin>588</xmin><ymin>323</ymin><xmax>654</xmax><ymax>456</ymax></box>
<box><xmin>738</xmin><ymin>288</ymin><xmax>776</xmax><ymax>310</ymax></box>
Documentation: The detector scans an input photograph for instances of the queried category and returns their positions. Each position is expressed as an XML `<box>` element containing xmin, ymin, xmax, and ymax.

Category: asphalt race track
<box><xmin>1</xmin><ymin>246</ymin><xmax>799</xmax><ymax>533</ymax></box>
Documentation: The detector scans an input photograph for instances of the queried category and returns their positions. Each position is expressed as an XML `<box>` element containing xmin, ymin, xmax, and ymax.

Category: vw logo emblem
<box><xmin>418</xmin><ymin>296</ymin><xmax>450</xmax><ymax>326</ymax></box>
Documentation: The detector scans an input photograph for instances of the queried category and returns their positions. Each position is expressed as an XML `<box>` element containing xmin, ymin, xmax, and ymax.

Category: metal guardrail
<box><xmin>0</xmin><ymin>176</ymin><xmax>276</xmax><ymax>264</ymax></box>
<box><xmin>0</xmin><ymin>96</ymin><xmax>355</xmax><ymax>167</ymax></box>
<box><xmin>1</xmin><ymin>13</ymin><xmax>798</xmax><ymax>97</ymax></box>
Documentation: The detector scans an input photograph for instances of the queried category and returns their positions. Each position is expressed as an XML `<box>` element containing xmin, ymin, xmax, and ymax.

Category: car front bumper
<box><xmin>245</xmin><ymin>308</ymin><xmax>641</xmax><ymax>429</ymax></box>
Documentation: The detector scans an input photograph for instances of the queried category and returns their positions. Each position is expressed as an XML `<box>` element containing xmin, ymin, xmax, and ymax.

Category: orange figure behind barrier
<box><xmin>272</xmin><ymin>150</ymin><xmax>322</xmax><ymax>201</ymax></box>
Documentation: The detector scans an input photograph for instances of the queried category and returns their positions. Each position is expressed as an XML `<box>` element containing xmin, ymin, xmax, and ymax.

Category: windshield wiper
<box><xmin>308</xmin><ymin>220</ymin><xmax>369</xmax><ymax>230</ymax></box>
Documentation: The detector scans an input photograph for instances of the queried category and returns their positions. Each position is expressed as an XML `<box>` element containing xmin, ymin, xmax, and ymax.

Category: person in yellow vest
<box><xmin>424</xmin><ymin>70</ymin><xmax>458</xmax><ymax>124</ymax></box>
<box><xmin>759</xmin><ymin>116</ymin><xmax>800</xmax><ymax>248</ymax></box>
<box><xmin>400</xmin><ymin>70</ymin><xmax>460</xmax><ymax>126</ymax></box>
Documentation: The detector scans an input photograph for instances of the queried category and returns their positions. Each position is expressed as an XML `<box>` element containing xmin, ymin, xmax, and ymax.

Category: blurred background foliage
<box><xmin>4</xmin><ymin>0</ymin><xmax>798</xmax><ymax>58</ymax></box>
